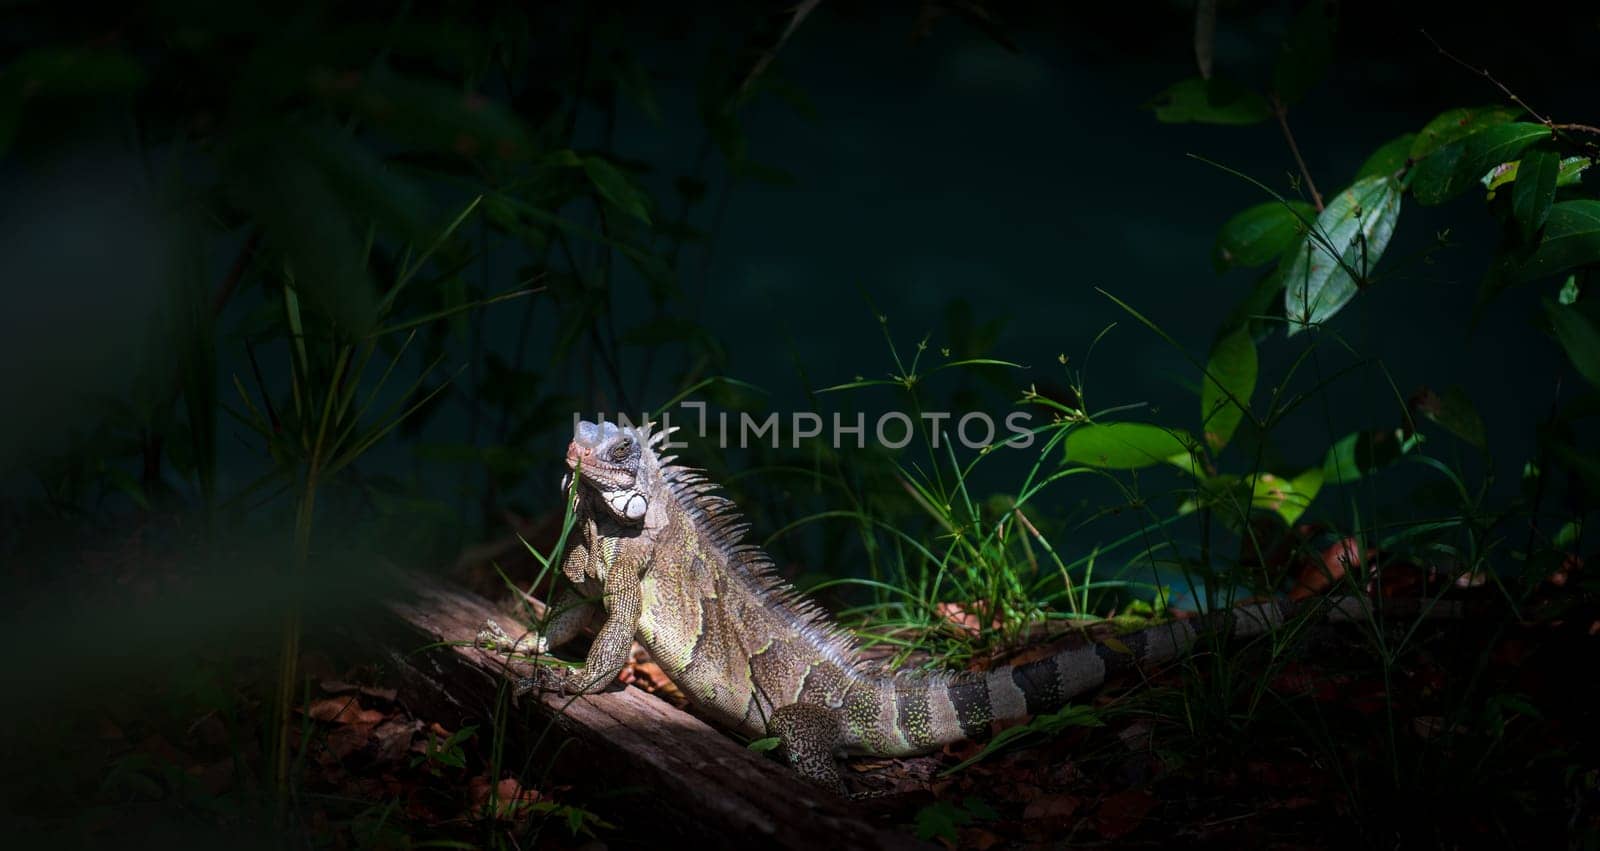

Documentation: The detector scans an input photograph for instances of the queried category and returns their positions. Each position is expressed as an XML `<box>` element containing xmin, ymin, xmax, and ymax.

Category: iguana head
<box><xmin>565</xmin><ymin>419</ymin><xmax>651</xmax><ymax>523</ymax></box>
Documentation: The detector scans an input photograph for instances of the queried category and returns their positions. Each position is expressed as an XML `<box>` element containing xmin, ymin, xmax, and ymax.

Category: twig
<box><xmin>739</xmin><ymin>0</ymin><xmax>824</xmax><ymax>97</ymax></box>
<box><xmin>1420</xmin><ymin>29</ymin><xmax>1549</xmax><ymax>124</ymax></box>
<box><xmin>1270</xmin><ymin>94</ymin><xmax>1323</xmax><ymax>212</ymax></box>
<box><xmin>1420</xmin><ymin>29</ymin><xmax>1600</xmax><ymax>157</ymax></box>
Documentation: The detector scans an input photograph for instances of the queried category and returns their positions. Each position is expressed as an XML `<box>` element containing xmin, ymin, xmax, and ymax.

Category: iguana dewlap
<box><xmin>476</xmin><ymin>420</ymin><xmax>1380</xmax><ymax>792</ymax></box>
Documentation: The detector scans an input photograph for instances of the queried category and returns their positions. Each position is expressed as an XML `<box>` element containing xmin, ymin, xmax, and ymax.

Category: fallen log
<box><xmin>369</xmin><ymin>570</ymin><xmax>927</xmax><ymax>850</ymax></box>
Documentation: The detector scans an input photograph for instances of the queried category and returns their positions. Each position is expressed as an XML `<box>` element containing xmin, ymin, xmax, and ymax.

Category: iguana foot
<box><xmin>512</xmin><ymin>665</ymin><xmax>572</xmax><ymax>697</ymax></box>
<box><xmin>475</xmin><ymin>618</ymin><xmax>548</xmax><ymax>656</ymax></box>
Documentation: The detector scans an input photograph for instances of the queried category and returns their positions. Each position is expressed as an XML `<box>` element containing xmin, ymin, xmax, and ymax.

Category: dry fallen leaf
<box><xmin>323</xmin><ymin>723</ymin><xmax>374</xmax><ymax>761</ymax></box>
<box><xmin>306</xmin><ymin>697</ymin><xmax>369</xmax><ymax>725</ymax></box>
<box><xmin>1023</xmin><ymin>793</ymin><xmax>1081</xmax><ymax>822</ymax></box>
<box><xmin>468</xmin><ymin>775</ymin><xmax>543</xmax><ymax>821</ymax></box>
<box><xmin>1094</xmin><ymin>789</ymin><xmax>1156</xmax><ymax>840</ymax></box>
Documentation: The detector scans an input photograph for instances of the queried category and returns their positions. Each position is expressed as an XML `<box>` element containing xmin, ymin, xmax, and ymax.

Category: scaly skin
<box><xmin>476</xmin><ymin>419</ymin><xmax>1427</xmax><ymax>792</ymax></box>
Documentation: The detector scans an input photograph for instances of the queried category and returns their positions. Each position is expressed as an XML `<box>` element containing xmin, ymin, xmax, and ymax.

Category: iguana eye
<box><xmin>610</xmin><ymin>438</ymin><xmax>632</xmax><ymax>462</ymax></box>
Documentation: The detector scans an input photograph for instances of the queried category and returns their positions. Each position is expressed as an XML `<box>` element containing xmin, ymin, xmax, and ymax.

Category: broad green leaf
<box><xmin>1271</xmin><ymin>0</ymin><xmax>1337</xmax><ymax>105</ymax></box>
<box><xmin>1482</xmin><ymin>160</ymin><xmax>1519</xmax><ymax>192</ymax></box>
<box><xmin>1200</xmin><ymin>327</ymin><xmax>1256</xmax><ymax>451</ymax></box>
<box><xmin>581</xmin><ymin>156</ymin><xmax>653</xmax><ymax>225</ymax></box>
<box><xmin>1492</xmin><ymin>201</ymin><xmax>1600</xmax><ymax>286</ymax></box>
<box><xmin>1545</xmin><ymin>299</ymin><xmax>1600</xmax><ymax>391</ymax></box>
<box><xmin>1283</xmin><ymin>175</ymin><xmax>1402</xmax><ymax>335</ymax></box>
<box><xmin>1408</xmin><ymin>105</ymin><xmax>1520</xmax><ymax>161</ymax></box>
<box><xmin>1063</xmin><ymin>423</ymin><xmax>1197</xmax><ymax>470</ymax></box>
<box><xmin>1356</xmin><ymin>133</ymin><xmax>1416</xmax><ymax>180</ymax></box>
<box><xmin>1148</xmin><ymin>77</ymin><xmax>1271</xmax><ymax>125</ymax></box>
<box><xmin>1558</xmin><ymin>156</ymin><xmax>1593</xmax><ymax>187</ymax></box>
<box><xmin>1480</xmin><ymin>156</ymin><xmax>1587</xmax><ymax>193</ymax></box>
<box><xmin>1254</xmin><ymin>469</ymin><xmax>1321</xmax><ymax>524</ymax></box>
<box><xmin>1513</xmin><ymin>149</ymin><xmax>1560</xmax><ymax>244</ymax></box>
<box><xmin>1180</xmin><ymin>468</ymin><xmax>1322</xmax><ymax>528</ymax></box>
<box><xmin>1322</xmin><ymin>428</ymin><xmax>1422</xmax><ymax>484</ymax></box>
<box><xmin>1212</xmin><ymin>201</ymin><xmax>1316</xmax><ymax>272</ymax></box>
<box><xmin>1413</xmin><ymin>385</ymin><xmax>1486</xmax><ymax>449</ymax></box>
<box><xmin>1410</xmin><ymin>122</ymin><xmax>1551</xmax><ymax>205</ymax></box>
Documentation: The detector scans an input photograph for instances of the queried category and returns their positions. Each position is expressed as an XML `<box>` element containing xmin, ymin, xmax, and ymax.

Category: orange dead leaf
<box><xmin>306</xmin><ymin>697</ymin><xmax>370</xmax><ymax>725</ymax></box>
<box><xmin>937</xmin><ymin>601</ymin><xmax>999</xmax><ymax>637</ymax></box>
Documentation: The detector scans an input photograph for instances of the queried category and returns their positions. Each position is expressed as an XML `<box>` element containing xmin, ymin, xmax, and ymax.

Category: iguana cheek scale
<box><xmin>476</xmin><ymin>420</ymin><xmax>1375</xmax><ymax>792</ymax></box>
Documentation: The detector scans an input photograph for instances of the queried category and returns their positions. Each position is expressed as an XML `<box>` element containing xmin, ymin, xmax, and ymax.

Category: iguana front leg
<box><xmin>517</xmin><ymin>557</ymin><xmax>644</xmax><ymax>695</ymax></box>
<box><xmin>475</xmin><ymin>586</ymin><xmax>597</xmax><ymax>656</ymax></box>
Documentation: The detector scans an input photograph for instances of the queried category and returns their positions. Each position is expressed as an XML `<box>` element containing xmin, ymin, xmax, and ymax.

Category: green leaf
<box><xmin>746</xmin><ymin>736</ymin><xmax>781</xmax><ymax>753</ymax></box>
<box><xmin>914</xmin><ymin>801</ymin><xmax>969</xmax><ymax>842</ymax></box>
<box><xmin>1148</xmin><ymin>77</ymin><xmax>1271</xmax><ymax>125</ymax></box>
<box><xmin>1413</xmin><ymin>386</ymin><xmax>1486</xmax><ymax>449</ymax></box>
<box><xmin>1271</xmin><ymin>0</ymin><xmax>1337</xmax><ymax>105</ymax></box>
<box><xmin>1558</xmin><ymin>156</ymin><xmax>1593</xmax><ymax>187</ymax></box>
<box><xmin>1064</xmin><ymin>423</ymin><xmax>1197</xmax><ymax>470</ymax></box>
<box><xmin>1408</xmin><ymin>105</ymin><xmax>1520</xmax><ymax>162</ymax></box>
<box><xmin>1212</xmin><ymin>201</ymin><xmax>1316</xmax><ymax>272</ymax></box>
<box><xmin>1180</xmin><ymin>468</ymin><xmax>1322</xmax><ymax>528</ymax></box>
<box><xmin>1200</xmin><ymin>327</ymin><xmax>1256</xmax><ymax>451</ymax></box>
<box><xmin>1483</xmin><ymin>156</ymin><xmax>1589</xmax><ymax>194</ymax></box>
<box><xmin>1480</xmin><ymin>204</ymin><xmax>1600</xmax><ymax>311</ymax></box>
<box><xmin>1544</xmin><ymin>299</ymin><xmax>1600</xmax><ymax>391</ymax></box>
<box><xmin>1513</xmin><ymin>149</ymin><xmax>1560</xmax><ymax>244</ymax></box>
<box><xmin>1494</xmin><ymin>201</ymin><xmax>1600</xmax><ymax>286</ymax></box>
<box><xmin>1559</xmin><ymin>274</ymin><xmax>1580</xmax><ymax>305</ymax></box>
<box><xmin>1282</xmin><ymin>175</ymin><xmax>1402</xmax><ymax>334</ymax></box>
<box><xmin>1322</xmin><ymin>428</ymin><xmax>1422</xmax><ymax>484</ymax></box>
<box><xmin>1356</xmin><ymin>133</ymin><xmax>1416</xmax><ymax>180</ymax></box>
<box><xmin>1410</xmin><ymin>122</ymin><xmax>1551</xmax><ymax>206</ymax></box>
<box><xmin>581</xmin><ymin>156</ymin><xmax>653</xmax><ymax>225</ymax></box>
<box><xmin>1253</xmin><ymin>469</ymin><xmax>1322</xmax><ymax>525</ymax></box>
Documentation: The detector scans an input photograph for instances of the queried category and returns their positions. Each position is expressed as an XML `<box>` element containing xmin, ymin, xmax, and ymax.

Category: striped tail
<box><xmin>874</xmin><ymin>598</ymin><xmax>1362</xmax><ymax>756</ymax></box>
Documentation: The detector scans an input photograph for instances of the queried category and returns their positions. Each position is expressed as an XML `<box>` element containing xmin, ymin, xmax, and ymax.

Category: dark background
<box><xmin>0</xmin><ymin>0</ymin><xmax>1594</xmax><ymax>580</ymax></box>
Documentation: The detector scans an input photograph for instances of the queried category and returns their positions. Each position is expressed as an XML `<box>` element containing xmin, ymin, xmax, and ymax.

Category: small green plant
<box><xmin>411</xmin><ymin>724</ymin><xmax>479</xmax><ymax>775</ymax></box>
<box><xmin>914</xmin><ymin>795</ymin><xmax>999</xmax><ymax>844</ymax></box>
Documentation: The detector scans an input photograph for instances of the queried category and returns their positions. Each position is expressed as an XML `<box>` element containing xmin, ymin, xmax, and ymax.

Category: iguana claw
<box><xmin>513</xmin><ymin>666</ymin><xmax>572</xmax><ymax>697</ymax></box>
<box><xmin>474</xmin><ymin>618</ymin><xmax>513</xmax><ymax>651</ymax></box>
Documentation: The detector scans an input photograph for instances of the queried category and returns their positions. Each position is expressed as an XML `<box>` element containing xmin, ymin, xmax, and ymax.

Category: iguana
<box><xmin>476</xmin><ymin>419</ymin><xmax>1450</xmax><ymax>792</ymax></box>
